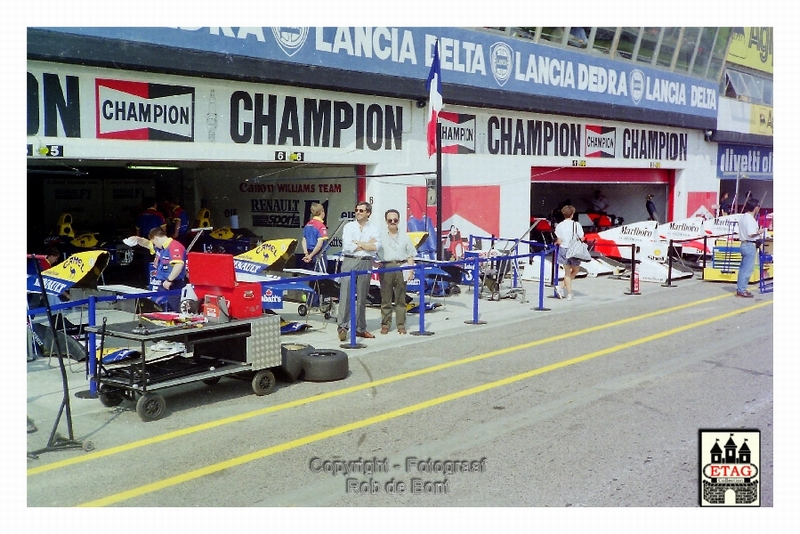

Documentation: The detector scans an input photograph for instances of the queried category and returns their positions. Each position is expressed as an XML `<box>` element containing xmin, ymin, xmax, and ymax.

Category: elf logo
<box><xmin>96</xmin><ymin>79</ymin><xmax>195</xmax><ymax>141</ymax></box>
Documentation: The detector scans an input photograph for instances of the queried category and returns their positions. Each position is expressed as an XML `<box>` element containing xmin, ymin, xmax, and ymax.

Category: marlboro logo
<box><xmin>96</xmin><ymin>79</ymin><xmax>195</xmax><ymax>141</ymax></box>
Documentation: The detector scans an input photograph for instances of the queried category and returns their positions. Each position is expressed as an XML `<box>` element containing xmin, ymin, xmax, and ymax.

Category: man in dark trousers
<box><xmin>646</xmin><ymin>195</ymin><xmax>659</xmax><ymax>222</ymax></box>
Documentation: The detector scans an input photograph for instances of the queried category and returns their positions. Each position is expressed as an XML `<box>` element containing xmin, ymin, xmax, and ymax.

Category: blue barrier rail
<box><xmin>27</xmin><ymin>245</ymin><xmax>556</xmax><ymax>391</ymax></box>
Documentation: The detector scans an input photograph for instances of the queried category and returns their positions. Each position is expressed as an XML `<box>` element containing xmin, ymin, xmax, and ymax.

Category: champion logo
<box><xmin>95</xmin><ymin>79</ymin><xmax>195</xmax><ymax>141</ymax></box>
<box><xmin>585</xmin><ymin>125</ymin><xmax>616</xmax><ymax>158</ymax></box>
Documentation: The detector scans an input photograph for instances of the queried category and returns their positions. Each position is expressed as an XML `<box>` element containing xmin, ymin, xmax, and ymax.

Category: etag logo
<box><xmin>699</xmin><ymin>429</ymin><xmax>760</xmax><ymax>506</ymax></box>
<box><xmin>272</xmin><ymin>27</ymin><xmax>309</xmax><ymax>57</ymax></box>
<box><xmin>490</xmin><ymin>42</ymin><xmax>514</xmax><ymax>87</ymax></box>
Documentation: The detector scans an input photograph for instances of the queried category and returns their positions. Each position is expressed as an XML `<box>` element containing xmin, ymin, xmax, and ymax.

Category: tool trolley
<box><xmin>89</xmin><ymin>314</ymin><xmax>281</xmax><ymax>421</ymax></box>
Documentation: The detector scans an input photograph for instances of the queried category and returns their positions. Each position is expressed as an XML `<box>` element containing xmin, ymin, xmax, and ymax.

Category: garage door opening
<box><xmin>531</xmin><ymin>166</ymin><xmax>672</xmax><ymax>230</ymax></box>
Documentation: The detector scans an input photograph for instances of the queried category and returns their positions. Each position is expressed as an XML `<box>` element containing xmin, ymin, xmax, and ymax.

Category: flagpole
<box><xmin>436</xmin><ymin>123</ymin><xmax>443</xmax><ymax>261</ymax></box>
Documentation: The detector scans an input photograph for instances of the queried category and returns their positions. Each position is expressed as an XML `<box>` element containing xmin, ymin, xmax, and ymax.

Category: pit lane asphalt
<box><xmin>26</xmin><ymin>274</ymin><xmax>774</xmax><ymax>510</ymax></box>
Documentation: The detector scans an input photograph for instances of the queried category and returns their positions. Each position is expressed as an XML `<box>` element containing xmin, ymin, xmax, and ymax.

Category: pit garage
<box><xmin>27</xmin><ymin>160</ymin><xmax>362</xmax><ymax>286</ymax></box>
<box><xmin>530</xmin><ymin>166</ymin><xmax>672</xmax><ymax>231</ymax></box>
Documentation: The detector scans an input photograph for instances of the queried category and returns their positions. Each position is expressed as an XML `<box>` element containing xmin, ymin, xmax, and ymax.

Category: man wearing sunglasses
<box><xmin>337</xmin><ymin>201</ymin><xmax>382</xmax><ymax>340</ymax></box>
<box><xmin>376</xmin><ymin>209</ymin><xmax>417</xmax><ymax>335</ymax></box>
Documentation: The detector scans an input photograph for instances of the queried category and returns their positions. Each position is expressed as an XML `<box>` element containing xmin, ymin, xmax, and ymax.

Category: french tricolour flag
<box><xmin>426</xmin><ymin>41</ymin><xmax>443</xmax><ymax>157</ymax></box>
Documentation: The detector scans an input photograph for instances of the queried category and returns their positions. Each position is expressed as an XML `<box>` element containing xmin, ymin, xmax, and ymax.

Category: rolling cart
<box><xmin>89</xmin><ymin>314</ymin><xmax>281</xmax><ymax>421</ymax></box>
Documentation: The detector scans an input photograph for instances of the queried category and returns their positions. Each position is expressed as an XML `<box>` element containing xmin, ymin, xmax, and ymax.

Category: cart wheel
<box><xmin>202</xmin><ymin>377</ymin><xmax>221</xmax><ymax>386</ymax></box>
<box><xmin>323</xmin><ymin>312</ymin><xmax>332</xmax><ymax>320</ymax></box>
<box><xmin>252</xmin><ymin>370</ymin><xmax>276</xmax><ymax>396</ymax></box>
<box><xmin>490</xmin><ymin>292</ymin><xmax>500</xmax><ymax>301</ymax></box>
<box><xmin>279</xmin><ymin>343</ymin><xmax>315</xmax><ymax>382</ymax></box>
<box><xmin>83</xmin><ymin>440</ymin><xmax>95</xmax><ymax>452</ymax></box>
<box><xmin>297</xmin><ymin>304</ymin><xmax>308</xmax><ymax>317</ymax></box>
<box><xmin>136</xmin><ymin>392</ymin><xmax>167</xmax><ymax>421</ymax></box>
<box><xmin>301</xmin><ymin>350</ymin><xmax>349</xmax><ymax>382</ymax></box>
<box><xmin>98</xmin><ymin>385</ymin><xmax>124</xmax><ymax>407</ymax></box>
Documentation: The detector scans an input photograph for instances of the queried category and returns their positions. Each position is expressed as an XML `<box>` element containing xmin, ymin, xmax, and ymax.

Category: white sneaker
<box><xmin>555</xmin><ymin>288</ymin><xmax>564</xmax><ymax>299</ymax></box>
<box><xmin>566</xmin><ymin>293</ymin><xmax>573</xmax><ymax>301</ymax></box>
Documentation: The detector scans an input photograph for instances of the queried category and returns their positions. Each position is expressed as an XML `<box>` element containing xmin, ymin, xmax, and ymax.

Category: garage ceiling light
<box><xmin>127</xmin><ymin>164</ymin><xmax>180</xmax><ymax>170</ymax></box>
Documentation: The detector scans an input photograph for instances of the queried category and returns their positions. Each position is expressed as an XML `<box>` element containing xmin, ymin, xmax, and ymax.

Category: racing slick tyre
<box><xmin>98</xmin><ymin>385</ymin><xmax>124</xmax><ymax>407</ymax></box>
<box><xmin>136</xmin><ymin>392</ymin><xmax>166</xmax><ymax>421</ymax></box>
<box><xmin>279</xmin><ymin>343</ymin><xmax>315</xmax><ymax>382</ymax></box>
<box><xmin>301</xmin><ymin>350</ymin><xmax>349</xmax><ymax>382</ymax></box>
<box><xmin>251</xmin><ymin>370</ymin><xmax>276</xmax><ymax>396</ymax></box>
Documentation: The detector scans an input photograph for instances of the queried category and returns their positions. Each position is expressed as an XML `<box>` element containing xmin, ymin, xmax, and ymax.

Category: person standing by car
<box><xmin>377</xmin><ymin>209</ymin><xmax>416</xmax><ymax>335</ymax></box>
<box><xmin>735</xmin><ymin>198</ymin><xmax>762</xmax><ymax>298</ymax></box>
<box><xmin>589</xmin><ymin>189</ymin><xmax>610</xmax><ymax>213</ymax></box>
<box><xmin>135</xmin><ymin>197</ymin><xmax>166</xmax><ymax>238</ymax></box>
<box><xmin>301</xmin><ymin>202</ymin><xmax>329</xmax><ymax>273</ymax></box>
<box><xmin>718</xmin><ymin>192</ymin><xmax>733</xmax><ymax>216</ymax></box>
<box><xmin>645</xmin><ymin>195</ymin><xmax>659</xmax><ymax>222</ymax></box>
<box><xmin>337</xmin><ymin>201</ymin><xmax>381</xmax><ymax>341</ymax></box>
<box><xmin>130</xmin><ymin>227</ymin><xmax>187</xmax><ymax>311</ymax></box>
<box><xmin>554</xmin><ymin>205</ymin><xmax>584</xmax><ymax>301</ymax></box>
<box><xmin>163</xmin><ymin>197</ymin><xmax>190</xmax><ymax>242</ymax></box>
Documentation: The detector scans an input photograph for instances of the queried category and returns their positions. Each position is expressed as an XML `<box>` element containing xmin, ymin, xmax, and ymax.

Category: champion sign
<box><xmin>585</xmin><ymin>125</ymin><xmax>616</xmax><ymax>158</ymax></box>
<box><xmin>439</xmin><ymin>111</ymin><xmax>476</xmax><ymax>154</ymax></box>
<box><xmin>96</xmin><ymin>79</ymin><xmax>195</xmax><ymax>141</ymax></box>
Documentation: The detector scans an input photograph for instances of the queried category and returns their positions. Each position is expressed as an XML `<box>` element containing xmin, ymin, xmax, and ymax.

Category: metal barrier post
<box><xmin>701</xmin><ymin>235</ymin><xmax>708</xmax><ymax>279</ymax></box>
<box><xmin>87</xmin><ymin>295</ymin><xmax>98</xmax><ymax>396</ymax></box>
<box><xmin>551</xmin><ymin>246</ymin><xmax>560</xmax><ymax>298</ymax></box>
<box><xmin>661</xmin><ymin>239</ymin><xmax>677</xmax><ymax>288</ymax></box>
<box><xmin>625</xmin><ymin>244</ymin><xmax>641</xmax><ymax>295</ymax></box>
<box><xmin>464</xmin><ymin>253</ymin><xmax>486</xmax><ymax>325</ymax></box>
<box><xmin>532</xmin><ymin>248</ymin><xmax>551</xmax><ymax>311</ymax></box>
<box><xmin>411</xmin><ymin>264</ymin><xmax>434</xmax><ymax>336</ymax></box>
<box><xmin>339</xmin><ymin>270</ymin><xmax>366</xmax><ymax>349</ymax></box>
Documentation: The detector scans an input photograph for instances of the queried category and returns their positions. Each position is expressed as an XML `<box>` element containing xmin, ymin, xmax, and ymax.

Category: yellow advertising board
<box><xmin>727</xmin><ymin>27</ymin><xmax>773</xmax><ymax>74</ymax></box>
<box><xmin>750</xmin><ymin>104</ymin><xmax>773</xmax><ymax>136</ymax></box>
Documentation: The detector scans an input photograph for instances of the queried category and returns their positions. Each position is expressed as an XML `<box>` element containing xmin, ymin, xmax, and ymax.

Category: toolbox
<box><xmin>189</xmin><ymin>252</ymin><xmax>262</xmax><ymax>319</ymax></box>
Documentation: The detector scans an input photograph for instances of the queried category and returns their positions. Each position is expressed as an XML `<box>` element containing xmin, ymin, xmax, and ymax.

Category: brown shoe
<box><xmin>397</xmin><ymin>326</ymin><xmax>406</xmax><ymax>334</ymax></box>
<box><xmin>356</xmin><ymin>331</ymin><xmax>375</xmax><ymax>339</ymax></box>
<box><xmin>380</xmin><ymin>325</ymin><xmax>389</xmax><ymax>335</ymax></box>
<box><xmin>736</xmin><ymin>290</ymin><xmax>754</xmax><ymax>298</ymax></box>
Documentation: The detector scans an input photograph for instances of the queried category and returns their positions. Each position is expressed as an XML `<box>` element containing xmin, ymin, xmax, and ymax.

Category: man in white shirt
<box><xmin>589</xmin><ymin>189</ymin><xmax>610</xmax><ymax>213</ymax></box>
<box><xmin>337</xmin><ymin>202</ymin><xmax>382</xmax><ymax>340</ymax></box>
<box><xmin>735</xmin><ymin>198</ymin><xmax>762</xmax><ymax>298</ymax></box>
<box><xmin>376</xmin><ymin>209</ymin><xmax>417</xmax><ymax>335</ymax></box>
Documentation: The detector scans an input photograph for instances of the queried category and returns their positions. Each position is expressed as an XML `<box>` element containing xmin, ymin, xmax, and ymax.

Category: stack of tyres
<box><xmin>280</xmin><ymin>343</ymin><xmax>348</xmax><ymax>382</ymax></box>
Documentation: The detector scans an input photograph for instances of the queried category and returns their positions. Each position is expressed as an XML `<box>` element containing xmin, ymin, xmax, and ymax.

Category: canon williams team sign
<box><xmin>96</xmin><ymin>79</ymin><xmax>195</xmax><ymax>141</ymax></box>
